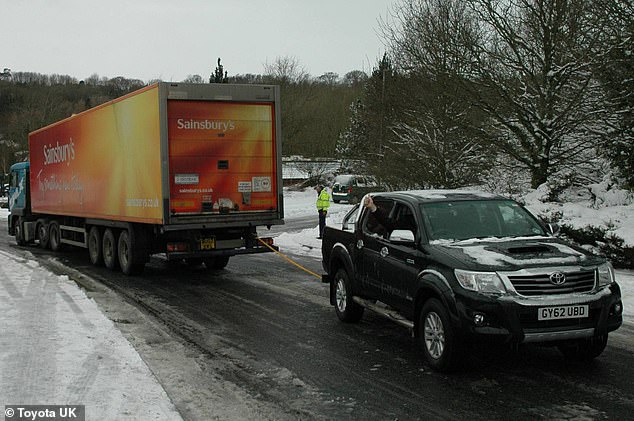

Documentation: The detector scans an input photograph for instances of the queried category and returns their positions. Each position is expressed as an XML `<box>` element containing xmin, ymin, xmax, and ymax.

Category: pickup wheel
<box><xmin>418</xmin><ymin>298</ymin><xmax>462</xmax><ymax>372</ymax></box>
<box><xmin>49</xmin><ymin>221</ymin><xmax>63</xmax><ymax>251</ymax></box>
<box><xmin>102</xmin><ymin>228</ymin><xmax>118</xmax><ymax>270</ymax></box>
<box><xmin>334</xmin><ymin>268</ymin><xmax>364</xmax><ymax>322</ymax></box>
<box><xmin>88</xmin><ymin>226</ymin><xmax>103</xmax><ymax>266</ymax></box>
<box><xmin>558</xmin><ymin>335</ymin><xmax>608</xmax><ymax>361</ymax></box>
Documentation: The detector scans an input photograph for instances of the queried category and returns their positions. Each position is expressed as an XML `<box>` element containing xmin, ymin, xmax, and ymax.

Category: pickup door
<box><xmin>357</xmin><ymin>200</ymin><xmax>422</xmax><ymax>311</ymax></box>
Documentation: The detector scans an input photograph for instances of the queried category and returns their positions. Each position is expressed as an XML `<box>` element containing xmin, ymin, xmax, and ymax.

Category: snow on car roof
<box><xmin>378</xmin><ymin>189</ymin><xmax>502</xmax><ymax>202</ymax></box>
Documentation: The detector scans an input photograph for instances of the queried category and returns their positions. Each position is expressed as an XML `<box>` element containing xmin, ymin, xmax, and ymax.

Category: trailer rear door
<box><xmin>167</xmin><ymin>100</ymin><xmax>278</xmax><ymax>216</ymax></box>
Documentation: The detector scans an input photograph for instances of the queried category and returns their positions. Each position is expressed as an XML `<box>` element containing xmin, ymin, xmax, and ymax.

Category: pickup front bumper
<box><xmin>454</xmin><ymin>283</ymin><xmax>623</xmax><ymax>344</ymax></box>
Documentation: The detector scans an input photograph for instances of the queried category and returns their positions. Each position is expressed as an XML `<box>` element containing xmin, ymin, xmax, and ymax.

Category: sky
<box><xmin>1</xmin><ymin>0</ymin><xmax>396</xmax><ymax>83</ymax></box>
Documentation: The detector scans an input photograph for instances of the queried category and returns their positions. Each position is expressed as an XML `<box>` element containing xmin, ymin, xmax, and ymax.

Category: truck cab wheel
<box><xmin>418</xmin><ymin>298</ymin><xmax>463</xmax><ymax>372</ymax></box>
<box><xmin>334</xmin><ymin>268</ymin><xmax>364</xmax><ymax>322</ymax></box>
<box><xmin>15</xmin><ymin>218</ymin><xmax>27</xmax><ymax>246</ymax></box>
<box><xmin>49</xmin><ymin>221</ymin><xmax>62</xmax><ymax>251</ymax></box>
<box><xmin>88</xmin><ymin>226</ymin><xmax>103</xmax><ymax>266</ymax></box>
<box><xmin>102</xmin><ymin>228</ymin><xmax>119</xmax><ymax>270</ymax></box>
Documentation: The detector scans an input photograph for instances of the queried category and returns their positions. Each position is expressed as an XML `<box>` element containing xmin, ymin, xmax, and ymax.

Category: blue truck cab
<box><xmin>7</xmin><ymin>162</ymin><xmax>31</xmax><ymax>244</ymax></box>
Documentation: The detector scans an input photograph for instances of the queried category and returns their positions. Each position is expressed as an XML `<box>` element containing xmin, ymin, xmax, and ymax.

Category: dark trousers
<box><xmin>318</xmin><ymin>210</ymin><xmax>327</xmax><ymax>238</ymax></box>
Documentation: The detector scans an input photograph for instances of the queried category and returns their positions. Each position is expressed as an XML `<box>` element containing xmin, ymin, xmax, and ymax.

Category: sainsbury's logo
<box><xmin>43</xmin><ymin>139</ymin><xmax>75</xmax><ymax>166</ymax></box>
<box><xmin>177</xmin><ymin>118</ymin><xmax>235</xmax><ymax>132</ymax></box>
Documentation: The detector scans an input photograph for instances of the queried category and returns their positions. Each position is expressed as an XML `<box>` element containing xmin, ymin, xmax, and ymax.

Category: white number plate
<box><xmin>538</xmin><ymin>305</ymin><xmax>589</xmax><ymax>321</ymax></box>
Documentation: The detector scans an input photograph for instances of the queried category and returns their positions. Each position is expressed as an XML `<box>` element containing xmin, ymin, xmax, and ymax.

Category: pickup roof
<box><xmin>321</xmin><ymin>190</ymin><xmax>623</xmax><ymax>371</ymax></box>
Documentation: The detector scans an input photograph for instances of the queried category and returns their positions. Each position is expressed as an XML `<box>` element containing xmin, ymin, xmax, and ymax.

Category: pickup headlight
<box><xmin>455</xmin><ymin>269</ymin><xmax>507</xmax><ymax>295</ymax></box>
<box><xmin>597</xmin><ymin>262</ymin><xmax>615</xmax><ymax>287</ymax></box>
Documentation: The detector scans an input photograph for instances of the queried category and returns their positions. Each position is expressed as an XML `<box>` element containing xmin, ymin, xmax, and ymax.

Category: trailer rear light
<box><xmin>258</xmin><ymin>237</ymin><xmax>274</xmax><ymax>247</ymax></box>
<box><xmin>167</xmin><ymin>242</ymin><xmax>189</xmax><ymax>252</ymax></box>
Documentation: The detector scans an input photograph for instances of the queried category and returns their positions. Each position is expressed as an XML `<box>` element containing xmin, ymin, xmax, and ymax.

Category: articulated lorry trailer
<box><xmin>7</xmin><ymin>82</ymin><xmax>283</xmax><ymax>274</ymax></box>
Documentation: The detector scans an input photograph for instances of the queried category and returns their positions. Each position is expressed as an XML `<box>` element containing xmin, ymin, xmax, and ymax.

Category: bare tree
<box><xmin>464</xmin><ymin>0</ymin><xmax>607</xmax><ymax>188</ymax></box>
<box><xmin>342</xmin><ymin>70</ymin><xmax>369</xmax><ymax>87</ymax></box>
<box><xmin>183</xmin><ymin>74</ymin><xmax>204</xmax><ymax>83</ymax></box>
<box><xmin>263</xmin><ymin>56</ymin><xmax>315</xmax><ymax>155</ymax></box>
<box><xmin>317</xmin><ymin>72</ymin><xmax>340</xmax><ymax>86</ymax></box>
<box><xmin>376</xmin><ymin>0</ymin><xmax>491</xmax><ymax>188</ymax></box>
<box><xmin>263</xmin><ymin>56</ymin><xmax>310</xmax><ymax>84</ymax></box>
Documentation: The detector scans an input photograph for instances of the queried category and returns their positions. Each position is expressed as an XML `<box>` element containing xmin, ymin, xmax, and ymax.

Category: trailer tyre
<box><xmin>37</xmin><ymin>221</ymin><xmax>50</xmax><ymax>249</ymax></box>
<box><xmin>88</xmin><ymin>226</ymin><xmax>103</xmax><ymax>266</ymax></box>
<box><xmin>49</xmin><ymin>221</ymin><xmax>62</xmax><ymax>251</ymax></box>
<box><xmin>118</xmin><ymin>229</ymin><xmax>144</xmax><ymax>275</ymax></box>
<box><xmin>203</xmin><ymin>256</ymin><xmax>230</xmax><ymax>270</ymax></box>
<box><xmin>102</xmin><ymin>228</ymin><xmax>118</xmax><ymax>270</ymax></box>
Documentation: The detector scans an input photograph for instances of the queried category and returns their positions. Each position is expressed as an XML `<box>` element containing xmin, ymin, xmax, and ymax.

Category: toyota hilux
<box><xmin>321</xmin><ymin>190</ymin><xmax>623</xmax><ymax>371</ymax></box>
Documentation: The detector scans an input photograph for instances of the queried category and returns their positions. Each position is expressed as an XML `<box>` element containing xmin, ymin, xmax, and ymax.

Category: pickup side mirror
<box><xmin>547</xmin><ymin>223</ymin><xmax>560</xmax><ymax>236</ymax></box>
<box><xmin>342</xmin><ymin>204</ymin><xmax>361</xmax><ymax>232</ymax></box>
<box><xmin>389</xmin><ymin>229</ymin><xmax>416</xmax><ymax>245</ymax></box>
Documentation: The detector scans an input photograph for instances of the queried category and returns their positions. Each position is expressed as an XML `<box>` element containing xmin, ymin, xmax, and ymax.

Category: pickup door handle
<box><xmin>380</xmin><ymin>247</ymin><xmax>389</xmax><ymax>258</ymax></box>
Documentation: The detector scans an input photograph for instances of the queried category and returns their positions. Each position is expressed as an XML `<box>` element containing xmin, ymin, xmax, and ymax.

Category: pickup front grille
<box><xmin>508</xmin><ymin>270</ymin><xmax>595</xmax><ymax>296</ymax></box>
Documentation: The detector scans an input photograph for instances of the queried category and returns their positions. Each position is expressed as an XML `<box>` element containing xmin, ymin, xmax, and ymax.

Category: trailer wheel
<box><xmin>118</xmin><ymin>229</ymin><xmax>144</xmax><ymax>275</ymax></box>
<box><xmin>88</xmin><ymin>226</ymin><xmax>103</xmax><ymax>266</ymax></box>
<box><xmin>186</xmin><ymin>258</ymin><xmax>204</xmax><ymax>267</ymax></box>
<box><xmin>37</xmin><ymin>221</ymin><xmax>50</xmax><ymax>249</ymax></box>
<box><xmin>203</xmin><ymin>256</ymin><xmax>230</xmax><ymax>270</ymax></box>
<box><xmin>102</xmin><ymin>228</ymin><xmax>118</xmax><ymax>270</ymax></box>
<box><xmin>15</xmin><ymin>218</ymin><xmax>27</xmax><ymax>246</ymax></box>
<box><xmin>49</xmin><ymin>221</ymin><xmax>62</xmax><ymax>251</ymax></box>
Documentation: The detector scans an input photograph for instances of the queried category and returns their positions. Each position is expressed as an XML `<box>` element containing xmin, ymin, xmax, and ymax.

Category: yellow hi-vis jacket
<box><xmin>316</xmin><ymin>189</ymin><xmax>331</xmax><ymax>211</ymax></box>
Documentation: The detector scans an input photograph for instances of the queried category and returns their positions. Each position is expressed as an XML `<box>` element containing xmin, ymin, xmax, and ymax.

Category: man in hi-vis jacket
<box><xmin>315</xmin><ymin>185</ymin><xmax>331</xmax><ymax>239</ymax></box>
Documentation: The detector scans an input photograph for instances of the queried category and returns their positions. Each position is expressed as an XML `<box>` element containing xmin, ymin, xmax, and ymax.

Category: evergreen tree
<box><xmin>210</xmin><ymin>58</ymin><xmax>228</xmax><ymax>83</ymax></box>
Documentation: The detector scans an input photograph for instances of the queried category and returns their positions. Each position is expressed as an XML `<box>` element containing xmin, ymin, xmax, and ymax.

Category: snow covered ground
<box><xmin>0</xmin><ymin>248</ymin><xmax>182</xmax><ymax>419</ymax></box>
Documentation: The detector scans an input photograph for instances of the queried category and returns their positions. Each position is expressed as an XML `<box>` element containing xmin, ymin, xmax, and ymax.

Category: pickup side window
<box><xmin>386</xmin><ymin>203</ymin><xmax>418</xmax><ymax>244</ymax></box>
<box><xmin>390</xmin><ymin>203</ymin><xmax>417</xmax><ymax>232</ymax></box>
<box><xmin>363</xmin><ymin>199</ymin><xmax>394</xmax><ymax>238</ymax></box>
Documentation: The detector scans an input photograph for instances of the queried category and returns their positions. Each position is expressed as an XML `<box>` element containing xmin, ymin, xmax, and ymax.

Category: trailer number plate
<box><xmin>200</xmin><ymin>238</ymin><xmax>216</xmax><ymax>250</ymax></box>
<box><xmin>538</xmin><ymin>305</ymin><xmax>588</xmax><ymax>321</ymax></box>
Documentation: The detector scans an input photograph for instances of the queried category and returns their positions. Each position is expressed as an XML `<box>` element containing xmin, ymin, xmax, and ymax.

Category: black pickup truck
<box><xmin>321</xmin><ymin>190</ymin><xmax>623</xmax><ymax>371</ymax></box>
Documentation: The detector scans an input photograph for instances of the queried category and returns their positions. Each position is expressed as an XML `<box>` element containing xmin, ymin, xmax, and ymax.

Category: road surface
<box><xmin>1</xmin><ymin>220</ymin><xmax>633</xmax><ymax>420</ymax></box>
